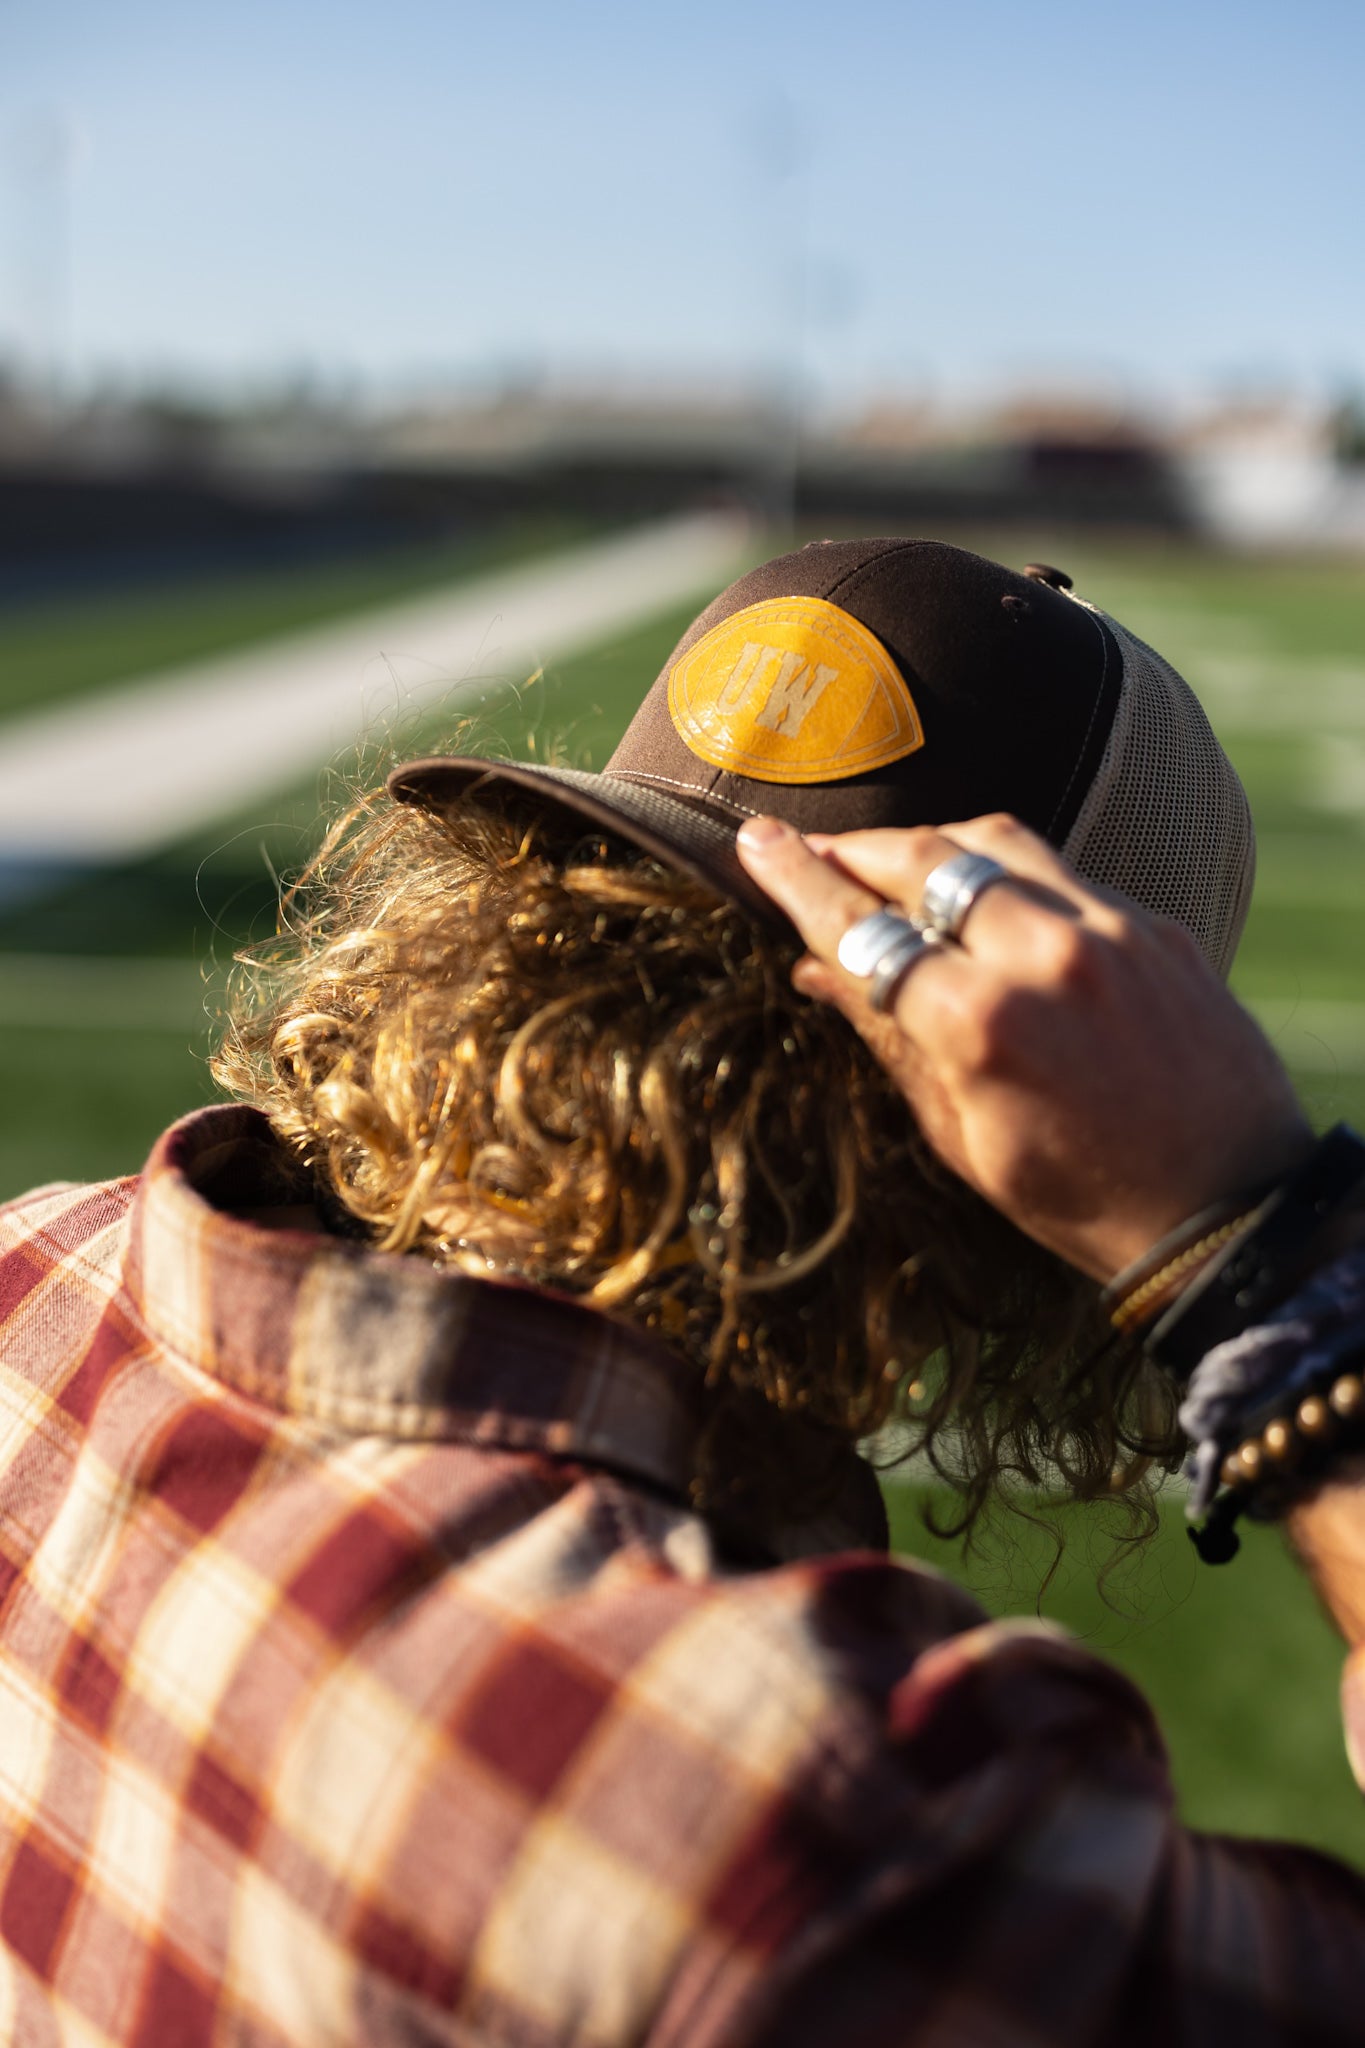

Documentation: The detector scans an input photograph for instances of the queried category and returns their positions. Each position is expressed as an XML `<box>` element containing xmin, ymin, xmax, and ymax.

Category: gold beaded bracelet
<box><xmin>1189</xmin><ymin>1367</ymin><xmax>1365</xmax><ymax>1563</ymax></box>
<box><xmin>1219</xmin><ymin>1369</ymin><xmax>1365</xmax><ymax>1495</ymax></box>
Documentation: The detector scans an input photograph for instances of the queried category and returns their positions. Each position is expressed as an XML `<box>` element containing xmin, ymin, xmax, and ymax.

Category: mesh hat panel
<box><xmin>1061</xmin><ymin>614</ymin><xmax>1254</xmax><ymax>978</ymax></box>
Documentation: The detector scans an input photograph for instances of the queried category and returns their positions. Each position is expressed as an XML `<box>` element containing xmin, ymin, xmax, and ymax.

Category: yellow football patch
<box><xmin>667</xmin><ymin>595</ymin><xmax>924</xmax><ymax>785</ymax></box>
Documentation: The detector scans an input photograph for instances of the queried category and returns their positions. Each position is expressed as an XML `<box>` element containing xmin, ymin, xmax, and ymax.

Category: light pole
<box><xmin>7</xmin><ymin>104</ymin><xmax>79</xmax><ymax>412</ymax></box>
<box><xmin>748</xmin><ymin>94</ymin><xmax>811</xmax><ymax>538</ymax></box>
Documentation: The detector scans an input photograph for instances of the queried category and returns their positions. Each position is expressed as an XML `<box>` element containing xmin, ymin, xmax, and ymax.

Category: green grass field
<box><xmin>3</xmin><ymin>524</ymin><xmax>1365</xmax><ymax>1866</ymax></box>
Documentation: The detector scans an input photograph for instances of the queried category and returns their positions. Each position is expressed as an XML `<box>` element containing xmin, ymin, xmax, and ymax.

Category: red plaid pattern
<box><xmin>1</xmin><ymin>1104</ymin><xmax>1363</xmax><ymax>2046</ymax></box>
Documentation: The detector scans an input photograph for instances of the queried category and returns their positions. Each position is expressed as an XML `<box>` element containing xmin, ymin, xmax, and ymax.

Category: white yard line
<box><xmin>0</xmin><ymin>513</ymin><xmax>750</xmax><ymax>864</ymax></box>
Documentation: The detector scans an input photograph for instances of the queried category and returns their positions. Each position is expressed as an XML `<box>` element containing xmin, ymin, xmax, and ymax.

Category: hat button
<box><xmin>1023</xmin><ymin>562</ymin><xmax>1073</xmax><ymax>591</ymax></box>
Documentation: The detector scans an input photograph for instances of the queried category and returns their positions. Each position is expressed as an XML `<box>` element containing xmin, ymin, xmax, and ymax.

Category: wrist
<box><xmin>1102</xmin><ymin>1193</ymin><xmax>1269</xmax><ymax>1335</ymax></box>
<box><xmin>1094</xmin><ymin>1119</ymin><xmax>1315</xmax><ymax>1287</ymax></box>
<box><xmin>1146</xmin><ymin>1126</ymin><xmax>1365</xmax><ymax>1384</ymax></box>
<box><xmin>1287</xmin><ymin>1453</ymin><xmax>1365</xmax><ymax>1647</ymax></box>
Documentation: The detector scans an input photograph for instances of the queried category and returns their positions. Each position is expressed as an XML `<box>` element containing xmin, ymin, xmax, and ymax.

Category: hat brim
<box><xmin>387</xmin><ymin>758</ymin><xmax>789</xmax><ymax>929</ymax></box>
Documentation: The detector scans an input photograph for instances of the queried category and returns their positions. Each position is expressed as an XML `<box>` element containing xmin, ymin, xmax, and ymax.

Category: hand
<box><xmin>737</xmin><ymin>812</ymin><xmax>1311</xmax><ymax>1282</ymax></box>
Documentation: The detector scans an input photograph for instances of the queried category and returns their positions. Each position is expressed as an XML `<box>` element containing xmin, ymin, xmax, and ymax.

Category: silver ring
<box><xmin>836</xmin><ymin>907</ymin><xmax>923</xmax><ymax>978</ymax></box>
<box><xmin>919</xmin><ymin>853</ymin><xmax>1012</xmax><ymax>942</ymax></box>
<box><xmin>835</xmin><ymin>908</ymin><xmax>937</xmax><ymax>1014</ymax></box>
<box><xmin>867</xmin><ymin>926</ymin><xmax>935</xmax><ymax>1012</ymax></box>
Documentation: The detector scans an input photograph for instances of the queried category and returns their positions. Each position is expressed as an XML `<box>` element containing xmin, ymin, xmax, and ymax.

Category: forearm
<box><xmin>1287</xmin><ymin>1458</ymin><xmax>1365</xmax><ymax>1647</ymax></box>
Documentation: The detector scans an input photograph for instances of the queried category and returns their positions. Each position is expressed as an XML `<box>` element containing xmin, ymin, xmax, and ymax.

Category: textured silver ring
<box><xmin>866</xmin><ymin>925</ymin><xmax>936</xmax><ymax>1013</ymax></box>
<box><xmin>919</xmin><ymin>853</ymin><xmax>1013</xmax><ymax>942</ymax></box>
<box><xmin>836</xmin><ymin>906</ymin><xmax>923</xmax><ymax>979</ymax></box>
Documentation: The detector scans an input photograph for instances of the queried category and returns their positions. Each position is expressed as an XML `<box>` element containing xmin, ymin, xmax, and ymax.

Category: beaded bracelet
<box><xmin>1219</xmin><ymin>1368</ymin><xmax>1365</xmax><ymax>1493</ymax></box>
<box><xmin>1179</xmin><ymin>1242</ymin><xmax>1365</xmax><ymax>1561</ymax></box>
<box><xmin>1189</xmin><ymin>1367</ymin><xmax>1365</xmax><ymax>1563</ymax></box>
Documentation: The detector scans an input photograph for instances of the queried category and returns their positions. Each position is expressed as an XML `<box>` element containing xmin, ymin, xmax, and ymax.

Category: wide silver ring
<box><xmin>867</xmin><ymin>926</ymin><xmax>935</xmax><ymax>1013</ymax></box>
<box><xmin>919</xmin><ymin>853</ymin><xmax>1012</xmax><ymax>942</ymax></box>
<box><xmin>836</xmin><ymin>907</ymin><xmax>923</xmax><ymax>978</ymax></box>
<box><xmin>835</xmin><ymin>908</ymin><xmax>936</xmax><ymax>1014</ymax></box>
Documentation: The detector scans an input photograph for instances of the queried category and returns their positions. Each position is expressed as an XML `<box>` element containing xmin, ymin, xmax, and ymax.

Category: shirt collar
<box><xmin>123</xmin><ymin>1105</ymin><xmax>704</xmax><ymax>1501</ymax></box>
<box><xmin>123</xmin><ymin>1106</ymin><xmax>887</xmax><ymax>1557</ymax></box>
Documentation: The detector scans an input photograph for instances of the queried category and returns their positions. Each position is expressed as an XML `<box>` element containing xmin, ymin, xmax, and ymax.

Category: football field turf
<box><xmin>2</xmin><ymin>526</ymin><xmax>1364</xmax><ymax>1865</ymax></box>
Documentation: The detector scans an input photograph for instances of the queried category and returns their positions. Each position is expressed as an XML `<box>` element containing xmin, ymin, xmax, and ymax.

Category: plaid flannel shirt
<box><xmin>1</xmin><ymin>1105</ymin><xmax>1364</xmax><ymax>2047</ymax></box>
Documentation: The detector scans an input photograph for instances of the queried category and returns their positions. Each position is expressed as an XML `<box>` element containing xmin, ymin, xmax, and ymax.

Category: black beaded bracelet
<box><xmin>1145</xmin><ymin>1124</ymin><xmax>1365</xmax><ymax>1384</ymax></box>
<box><xmin>1189</xmin><ymin>1364</ymin><xmax>1365</xmax><ymax>1564</ymax></box>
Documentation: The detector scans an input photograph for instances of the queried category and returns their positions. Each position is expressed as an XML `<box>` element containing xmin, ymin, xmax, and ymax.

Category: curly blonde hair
<box><xmin>212</xmin><ymin>780</ymin><xmax>1181</xmax><ymax>1540</ymax></box>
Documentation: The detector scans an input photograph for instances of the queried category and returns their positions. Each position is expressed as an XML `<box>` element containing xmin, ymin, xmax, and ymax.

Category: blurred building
<box><xmin>1176</xmin><ymin>399</ymin><xmax>1365</xmax><ymax>548</ymax></box>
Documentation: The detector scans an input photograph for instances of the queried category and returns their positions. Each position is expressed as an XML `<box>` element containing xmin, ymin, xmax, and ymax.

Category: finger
<box><xmin>800</xmin><ymin>824</ymin><xmax>972</xmax><ymax>916</ymax></box>
<box><xmin>932</xmin><ymin>816</ymin><xmax>1140</xmax><ymax>949</ymax></box>
<box><xmin>792</xmin><ymin>949</ymin><xmax>952</xmax><ymax>1044</ymax></box>
<box><xmin>802</xmin><ymin>827</ymin><xmax>1078</xmax><ymax>967</ymax></box>
<box><xmin>935</xmin><ymin>815</ymin><xmax>1098</xmax><ymax>904</ymax></box>
<box><xmin>738</xmin><ymin>821</ymin><xmax>962</xmax><ymax>1031</ymax></box>
<box><xmin>735</xmin><ymin>817</ymin><xmax>883</xmax><ymax>962</ymax></box>
<box><xmin>941</xmin><ymin>816</ymin><xmax>1141</xmax><ymax>938</ymax></box>
<box><xmin>805</xmin><ymin>817</ymin><xmax>1096</xmax><ymax>923</ymax></box>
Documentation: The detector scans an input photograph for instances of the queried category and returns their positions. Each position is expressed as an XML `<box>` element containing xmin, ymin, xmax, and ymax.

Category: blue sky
<box><xmin>2</xmin><ymin>0</ymin><xmax>1363</xmax><ymax>405</ymax></box>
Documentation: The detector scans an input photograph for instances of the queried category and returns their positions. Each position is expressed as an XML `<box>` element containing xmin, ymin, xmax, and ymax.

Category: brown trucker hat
<box><xmin>389</xmin><ymin>538</ymin><xmax>1255</xmax><ymax>976</ymax></box>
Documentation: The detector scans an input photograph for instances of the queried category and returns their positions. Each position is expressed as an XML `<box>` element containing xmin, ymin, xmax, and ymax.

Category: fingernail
<box><xmin>737</xmin><ymin>816</ymin><xmax>790</xmax><ymax>851</ymax></box>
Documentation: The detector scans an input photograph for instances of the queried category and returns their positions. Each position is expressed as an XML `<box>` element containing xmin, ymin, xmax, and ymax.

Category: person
<box><xmin>1</xmin><ymin>536</ymin><xmax>1362</xmax><ymax>2045</ymax></box>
